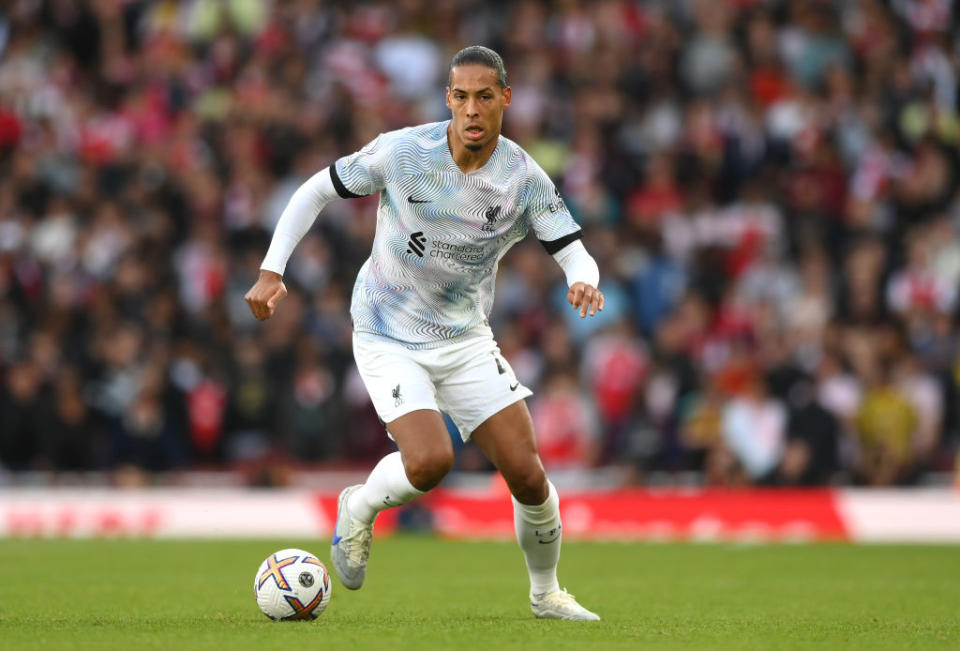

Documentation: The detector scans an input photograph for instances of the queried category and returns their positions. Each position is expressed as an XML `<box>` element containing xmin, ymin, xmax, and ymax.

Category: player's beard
<box><xmin>463</xmin><ymin>130</ymin><xmax>491</xmax><ymax>151</ymax></box>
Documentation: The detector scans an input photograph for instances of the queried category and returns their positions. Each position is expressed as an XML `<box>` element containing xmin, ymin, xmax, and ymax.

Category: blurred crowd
<box><xmin>1</xmin><ymin>0</ymin><xmax>960</xmax><ymax>487</ymax></box>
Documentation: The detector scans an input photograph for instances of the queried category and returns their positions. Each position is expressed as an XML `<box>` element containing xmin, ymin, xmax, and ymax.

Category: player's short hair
<box><xmin>448</xmin><ymin>46</ymin><xmax>507</xmax><ymax>89</ymax></box>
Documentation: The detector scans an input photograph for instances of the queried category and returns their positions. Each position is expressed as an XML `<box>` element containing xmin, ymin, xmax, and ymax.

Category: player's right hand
<box><xmin>245</xmin><ymin>270</ymin><xmax>288</xmax><ymax>320</ymax></box>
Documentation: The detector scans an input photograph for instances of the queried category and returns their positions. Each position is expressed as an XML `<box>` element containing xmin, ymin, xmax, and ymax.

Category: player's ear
<box><xmin>445</xmin><ymin>87</ymin><xmax>452</xmax><ymax>109</ymax></box>
<box><xmin>502</xmin><ymin>86</ymin><xmax>511</xmax><ymax>108</ymax></box>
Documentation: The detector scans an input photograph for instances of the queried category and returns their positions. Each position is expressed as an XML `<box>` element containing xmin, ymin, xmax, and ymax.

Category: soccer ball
<box><xmin>253</xmin><ymin>548</ymin><xmax>332</xmax><ymax>621</ymax></box>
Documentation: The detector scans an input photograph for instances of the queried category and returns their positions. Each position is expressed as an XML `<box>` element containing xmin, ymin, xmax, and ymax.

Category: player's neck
<box><xmin>447</xmin><ymin>125</ymin><xmax>498</xmax><ymax>173</ymax></box>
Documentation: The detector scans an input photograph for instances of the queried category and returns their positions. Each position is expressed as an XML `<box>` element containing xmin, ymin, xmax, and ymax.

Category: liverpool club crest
<box><xmin>481</xmin><ymin>205</ymin><xmax>501</xmax><ymax>231</ymax></box>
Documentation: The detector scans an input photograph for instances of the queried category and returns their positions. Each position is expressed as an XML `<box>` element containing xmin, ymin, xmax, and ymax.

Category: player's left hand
<box><xmin>568</xmin><ymin>282</ymin><xmax>604</xmax><ymax>318</ymax></box>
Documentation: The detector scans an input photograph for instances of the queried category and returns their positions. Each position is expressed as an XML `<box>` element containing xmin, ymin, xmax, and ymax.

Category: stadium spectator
<box><xmin>530</xmin><ymin>369</ymin><xmax>601</xmax><ymax>470</ymax></box>
<box><xmin>721</xmin><ymin>374</ymin><xmax>788</xmax><ymax>484</ymax></box>
<box><xmin>854</xmin><ymin>360</ymin><xmax>919</xmax><ymax>485</ymax></box>
<box><xmin>1</xmin><ymin>0</ymin><xmax>958</xmax><ymax>487</ymax></box>
<box><xmin>778</xmin><ymin>378</ymin><xmax>840</xmax><ymax>486</ymax></box>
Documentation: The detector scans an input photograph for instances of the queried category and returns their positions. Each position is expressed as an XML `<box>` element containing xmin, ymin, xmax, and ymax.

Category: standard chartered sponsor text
<box><xmin>430</xmin><ymin>240</ymin><xmax>485</xmax><ymax>262</ymax></box>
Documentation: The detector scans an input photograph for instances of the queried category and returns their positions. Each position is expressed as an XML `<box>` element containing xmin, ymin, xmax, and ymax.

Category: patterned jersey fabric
<box><xmin>333</xmin><ymin>120</ymin><xmax>581</xmax><ymax>349</ymax></box>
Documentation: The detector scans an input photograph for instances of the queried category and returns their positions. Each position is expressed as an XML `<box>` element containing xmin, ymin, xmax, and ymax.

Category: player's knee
<box><xmin>507</xmin><ymin>467</ymin><xmax>548</xmax><ymax>505</ymax></box>
<box><xmin>402</xmin><ymin>448</ymin><xmax>454</xmax><ymax>491</ymax></box>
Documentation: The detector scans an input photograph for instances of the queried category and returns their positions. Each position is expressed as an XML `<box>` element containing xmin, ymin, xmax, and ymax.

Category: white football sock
<box><xmin>513</xmin><ymin>480</ymin><xmax>562</xmax><ymax>597</ymax></box>
<box><xmin>347</xmin><ymin>451</ymin><xmax>424</xmax><ymax>524</ymax></box>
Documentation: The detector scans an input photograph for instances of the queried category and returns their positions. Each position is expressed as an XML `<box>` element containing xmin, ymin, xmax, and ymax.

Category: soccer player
<box><xmin>245</xmin><ymin>46</ymin><xmax>603</xmax><ymax>621</ymax></box>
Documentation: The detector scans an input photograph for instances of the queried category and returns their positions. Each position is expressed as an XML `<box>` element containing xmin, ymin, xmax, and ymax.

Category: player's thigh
<box><xmin>471</xmin><ymin>400</ymin><xmax>549</xmax><ymax>505</ymax></box>
<box><xmin>352</xmin><ymin>333</ymin><xmax>439</xmax><ymax>425</ymax></box>
<box><xmin>434</xmin><ymin>334</ymin><xmax>533</xmax><ymax>442</ymax></box>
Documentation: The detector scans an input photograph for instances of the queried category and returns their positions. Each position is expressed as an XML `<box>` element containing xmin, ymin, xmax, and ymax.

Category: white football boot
<box><xmin>330</xmin><ymin>484</ymin><xmax>373</xmax><ymax>590</ymax></box>
<box><xmin>531</xmin><ymin>588</ymin><xmax>601</xmax><ymax>621</ymax></box>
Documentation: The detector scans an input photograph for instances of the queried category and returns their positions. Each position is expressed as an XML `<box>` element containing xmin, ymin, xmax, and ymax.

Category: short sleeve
<box><xmin>331</xmin><ymin>133</ymin><xmax>393</xmax><ymax>198</ymax></box>
<box><xmin>523</xmin><ymin>160</ymin><xmax>582</xmax><ymax>254</ymax></box>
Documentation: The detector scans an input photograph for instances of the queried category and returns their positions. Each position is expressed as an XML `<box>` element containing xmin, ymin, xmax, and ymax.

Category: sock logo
<box><xmin>407</xmin><ymin>231</ymin><xmax>427</xmax><ymax>257</ymax></box>
<box><xmin>535</xmin><ymin>524</ymin><xmax>561</xmax><ymax>544</ymax></box>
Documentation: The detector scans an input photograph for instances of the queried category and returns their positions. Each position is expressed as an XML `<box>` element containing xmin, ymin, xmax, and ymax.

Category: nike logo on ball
<box><xmin>407</xmin><ymin>195</ymin><xmax>429</xmax><ymax>203</ymax></box>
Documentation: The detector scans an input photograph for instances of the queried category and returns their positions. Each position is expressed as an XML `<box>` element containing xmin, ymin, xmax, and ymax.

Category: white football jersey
<box><xmin>332</xmin><ymin>121</ymin><xmax>581</xmax><ymax>349</ymax></box>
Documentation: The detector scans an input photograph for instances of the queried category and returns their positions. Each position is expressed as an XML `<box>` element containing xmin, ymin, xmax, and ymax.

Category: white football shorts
<box><xmin>352</xmin><ymin>326</ymin><xmax>533</xmax><ymax>441</ymax></box>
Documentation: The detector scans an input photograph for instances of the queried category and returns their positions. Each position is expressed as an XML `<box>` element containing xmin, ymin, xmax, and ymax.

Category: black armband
<box><xmin>329</xmin><ymin>164</ymin><xmax>365</xmax><ymax>199</ymax></box>
<box><xmin>539</xmin><ymin>230</ymin><xmax>583</xmax><ymax>255</ymax></box>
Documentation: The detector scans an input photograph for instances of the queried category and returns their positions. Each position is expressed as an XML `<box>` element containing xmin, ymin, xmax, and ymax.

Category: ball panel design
<box><xmin>254</xmin><ymin>548</ymin><xmax>331</xmax><ymax>620</ymax></box>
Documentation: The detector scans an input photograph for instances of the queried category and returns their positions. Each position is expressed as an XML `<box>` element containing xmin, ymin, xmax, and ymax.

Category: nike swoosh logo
<box><xmin>510</xmin><ymin>382</ymin><xmax>520</xmax><ymax>391</ymax></box>
<box><xmin>407</xmin><ymin>195</ymin><xmax>429</xmax><ymax>203</ymax></box>
<box><xmin>331</xmin><ymin>533</ymin><xmax>342</xmax><ymax>545</ymax></box>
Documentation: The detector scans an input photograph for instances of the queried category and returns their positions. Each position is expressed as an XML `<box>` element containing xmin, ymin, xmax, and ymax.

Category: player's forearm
<box><xmin>551</xmin><ymin>239</ymin><xmax>600</xmax><ymax>288</ymax></box>
<box><xmin>260</xmin><ymin>167</ymin><xmax>340</xmax><ymax>275</ymax></box>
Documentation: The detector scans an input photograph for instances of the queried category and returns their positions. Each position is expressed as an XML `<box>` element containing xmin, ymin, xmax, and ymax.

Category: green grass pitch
<box><xmin>0</xmin><ymin>537</ymin><xmax>958</xmax><ymax>650</ymax></box>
